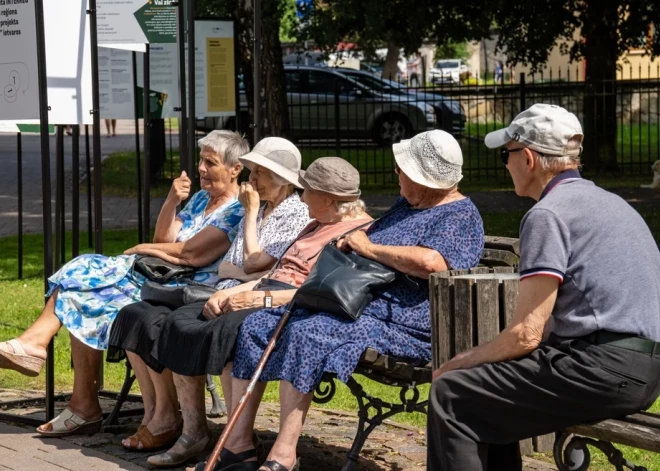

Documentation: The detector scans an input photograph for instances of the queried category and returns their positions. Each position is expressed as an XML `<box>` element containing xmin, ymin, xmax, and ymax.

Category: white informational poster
<box><xmin>193</xmin><ymin>21</ymin><xmax>236</xmax><ymax>118</ymax></box>
<box><xmin>44</xmin><ymin>0</ymin><xmax>94</xmax><ymax>124</ymax></box>
<box><xmin>98</xmin><ymin>47</ymin><xmax>135</xmax><ymax>119</ymax></box>
<box><xmin>0</xmin><ymin>0</ymin><xmax>40</xmax><ymax>120</ymax></box>
<box><xmin>99</xmin><ymin>45</ymin><xmax>180</xmax><ymax>119</ymax></box>
<box><xmin>97</xmin><ymin>0</ymin><xmax>176</xmax><ymax>46</ymax></box>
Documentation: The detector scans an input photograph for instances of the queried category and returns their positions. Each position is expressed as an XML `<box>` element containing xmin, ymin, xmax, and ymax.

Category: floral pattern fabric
<box><xmin>232</xmin><ymin>198</ymin><xmax>485</xmax><ymax>394</ymax></box>
<box><xmin>48</xmin><ymin>191</ymin><xmax>244</xmax><ymax>350</ymax></box>
<box><xmin>215</xmin><ymin>193</ymin><xmax>310</xmax><ymax>290</ymax></box>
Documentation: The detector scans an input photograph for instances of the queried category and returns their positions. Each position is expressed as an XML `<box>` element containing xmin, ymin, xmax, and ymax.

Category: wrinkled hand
<box><xmin>238</xmin><ymin>182</ymin><xmax>261</xmax><ymax>214</ymax></box>
<box><xmin>220</xmin><ymin>291</ymin><xmax>263</xmax><ymax>313</ymax></box>
<box><xmin>336</xmin><ymin>230</ymin><xmax>372</xmax><ymax>255</ymax></box>
<box><xmin>202</xmin><ymin>290</ymin><xmax>231</xmax><ymax>319</ymax></box>
<box><xmin>168</xmin><ymin>170</ymin><xmax>192</xmax><ymax>203</ymax></box>
<box><xmin>123</xmin><ymin>244</ymin><xmax>146</xmax><ymax>255</ymax></box>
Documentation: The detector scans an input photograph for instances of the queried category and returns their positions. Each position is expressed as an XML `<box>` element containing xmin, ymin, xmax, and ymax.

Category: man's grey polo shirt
<box><xmin>519</xmin><ymin>178</ymin><xmax>660</xmax><ymax>341</ymax></box>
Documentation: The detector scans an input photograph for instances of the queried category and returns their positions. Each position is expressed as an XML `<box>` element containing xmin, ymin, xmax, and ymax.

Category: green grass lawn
<box><xmin>1</xmin><ymin>207</ymin><xmax>659</xmax><ymax>469</ymax></box>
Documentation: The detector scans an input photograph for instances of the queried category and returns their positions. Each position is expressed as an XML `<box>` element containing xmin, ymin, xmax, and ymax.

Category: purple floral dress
<box><xmin>232</xmin><ymin>198</ymin><xmax>485</xmax><ymax>394</ymax></box>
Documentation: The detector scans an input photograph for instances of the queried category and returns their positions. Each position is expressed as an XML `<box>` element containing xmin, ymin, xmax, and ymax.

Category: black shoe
<box><xmin>194</xmin><ymin>448</ymin><xmax>259</xmax><ymax>471</ymax></box>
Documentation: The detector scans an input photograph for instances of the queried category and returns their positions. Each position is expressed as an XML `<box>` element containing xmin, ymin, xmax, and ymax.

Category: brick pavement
<box><xmin>0</xmin><ymin>389</ymin><xmax>557</xmax><ymax>471</ymax></box>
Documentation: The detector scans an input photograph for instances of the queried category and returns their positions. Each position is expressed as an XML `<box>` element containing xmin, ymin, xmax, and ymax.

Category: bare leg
<box><xmin>259</xmin><ymin>381</ymin><xmax>312</xmax><ymax>470</ymax></box>
<box><xmin>36</xmin><ymin>335</ymin><xmax>103</xmax><ymax>433</ymax></box>
<box><xmin>144</xmin><ymin>367</ymin><xmax>180</xmax><ymax>434</ymax></box>
<box><xmin>220</xmin><ymin>363</ymin><xmax>233</xmax><ymax>416</ymax></box>
<box><xmin>222</xmin><ymin>377</ymin><xmax>267</xmax><ymax>461</ymax></box>
<box><xmin>158</xmin><ymin>374</ymin><xmax>209</xmax><ymax>457</ymax></box>
<box><xmin>126</xmin><ymin>352</ymin><xmax>157</xmax><ymax>425</ymax></box>
<box><xmin>4</xmin><ymin>290</ymin><xmax>62</xmax><ymax>360</ymax></box>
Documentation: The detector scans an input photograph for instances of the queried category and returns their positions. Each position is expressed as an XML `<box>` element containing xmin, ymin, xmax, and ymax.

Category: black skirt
<box><xmin>107</xmin><ymin>278</ymin><xmax>295</xmax><ymax>376</ymax></box>
<box><xmin>108</xmin><ymin>301</ymin><xmax>258</xmax><ymax>375</ymax></box>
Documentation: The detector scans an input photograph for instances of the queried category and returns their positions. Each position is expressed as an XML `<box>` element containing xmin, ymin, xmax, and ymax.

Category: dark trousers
<box><xmin>427</xmin><ymin>337</ymin><xmax>660</xmax><ymax>471</ymax></box>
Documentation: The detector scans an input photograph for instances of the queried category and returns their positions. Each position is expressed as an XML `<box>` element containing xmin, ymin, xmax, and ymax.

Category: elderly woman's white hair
<box><xmin>198</xmin><ymin>130</ymin><xmax>250</xmax><ymax>167</ymax></box>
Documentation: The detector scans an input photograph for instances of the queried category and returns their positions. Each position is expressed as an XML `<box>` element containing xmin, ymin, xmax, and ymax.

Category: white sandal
<box><xmin>37</xmin><ymin>408</ymin><xmax>102</xmax><ymax>437</ymax></box>
<box><xmin>0</xmin><ymin>339</ymin><xmax>44</xmax><ymax>377</ymax></box>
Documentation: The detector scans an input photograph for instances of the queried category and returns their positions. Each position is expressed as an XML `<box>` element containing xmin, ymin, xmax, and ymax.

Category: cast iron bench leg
<box><xmin>101</xmin><ymin>361</ymin><xmax>137</xmax><ymax>429</ymax></box>
<box><xmin>206</xmin><ymin>374</ymin><xmax>227</xmax><ymax>418</ymax></box>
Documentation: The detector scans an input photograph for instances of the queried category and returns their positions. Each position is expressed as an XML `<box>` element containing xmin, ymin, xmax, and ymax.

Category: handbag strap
<box><xmin>264</xmin><ymin>200</ymin><xmax>410</xmax><ymax>278</ymax></box>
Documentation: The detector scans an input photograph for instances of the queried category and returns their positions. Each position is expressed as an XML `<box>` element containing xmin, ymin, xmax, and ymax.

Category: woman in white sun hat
<box><xmin>200</xmin><ymin>130</ymin><xmax>485</xmax><ymax>471</ymax></box>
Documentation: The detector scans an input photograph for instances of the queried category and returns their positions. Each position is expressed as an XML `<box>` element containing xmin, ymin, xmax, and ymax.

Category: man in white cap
<box><xmin>427</xmin><ymin>104</ymin><xmax>660</xmax><ymax>470</ymax></box>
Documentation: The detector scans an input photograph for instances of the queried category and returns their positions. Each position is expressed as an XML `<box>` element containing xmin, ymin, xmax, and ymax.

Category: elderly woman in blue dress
<box><xmin>191</xmin><ymin>130</ymin><xmax>486</xmax><ymax>471</ymax></box>
<box><xmin>0</xmin><ymin>130</ymin><xmax>252</xmax><ymax>435</ymax></box>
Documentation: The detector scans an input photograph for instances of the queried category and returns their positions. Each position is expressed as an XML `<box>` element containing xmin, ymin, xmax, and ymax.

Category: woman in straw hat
<box><xmin>106</xmin><ymin>137</ymin><xmax>310</xmax><ymax>451</ymax></box>
<box><xmin>111</xmin><ymin>157</ymin><xmax>372</xmax><ymax>466</ymax></box>
<box><xmin>193</xmin><ymin>130</ymin><xmax>485</xmax><ymax>471</ymax></box>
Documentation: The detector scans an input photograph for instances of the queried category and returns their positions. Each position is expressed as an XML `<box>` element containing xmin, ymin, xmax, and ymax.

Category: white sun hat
<box><xmin>239</xmin><ymin>137</ymin><xmax>304</xmax><ymax>188</ymax></box>
<box><xmin>392</xmin><ymin>130</ymin><xmax>463</xmax><ymax>189</ymax></box>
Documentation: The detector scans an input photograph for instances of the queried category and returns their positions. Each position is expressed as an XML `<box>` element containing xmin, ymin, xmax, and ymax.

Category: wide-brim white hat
<box><xmin>239</xmin><ymin>137</ymin><xmax>304</xmax><ymax>188</ymax></box>
<box><xmin>392</xmin><ymin>130</ymin><xmax>463</xmax><ymax>189</ymax></box>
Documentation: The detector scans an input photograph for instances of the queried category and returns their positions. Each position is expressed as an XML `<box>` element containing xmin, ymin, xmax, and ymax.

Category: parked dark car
<box><xmin>198</xmin><ymin>66</ymin><xmax>436</xmax><ymax>146</ymax></box>
<box><xmin>333</xmin><ymin>67</ymin><xmax>466</xmax><ymax>136</ymax></box>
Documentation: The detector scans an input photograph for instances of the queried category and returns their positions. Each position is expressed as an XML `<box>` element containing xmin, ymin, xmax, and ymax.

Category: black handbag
<box><xmin>293</xmin><ymin>202</ymin><xmax>412</xmax><ymax>321</ymax></box>
<box><xmin>132</xmin><ymin>255</ymin><xmax>195</xmax><ymax>284</ymax></box>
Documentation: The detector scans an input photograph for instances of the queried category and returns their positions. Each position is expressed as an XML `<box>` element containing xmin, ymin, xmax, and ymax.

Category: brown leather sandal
<box><xmin>123</xmin><ymin>424</ymin><xmax>181</xmax><ymax>452</ymax></box>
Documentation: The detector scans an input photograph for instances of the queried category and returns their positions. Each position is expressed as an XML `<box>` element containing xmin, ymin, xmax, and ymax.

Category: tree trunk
<box><xmin>581</xmin><ymin>1</ymin><xmax>619</xmax><ymax>174</ymax></box>
<box><xmin>234</xmin><ymin>0</ymin><xmax>289</xmax><ymax>144</ymax></box>
<box><xmin>382</xmin><ymin>40</ymin><xmax>400</xmax><ymax>82</ymax></box>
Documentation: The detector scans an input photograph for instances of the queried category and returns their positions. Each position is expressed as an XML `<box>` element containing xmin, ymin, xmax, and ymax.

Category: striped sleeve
<box><xmin>519</xmin><ymin>208</ymin><xmax>570</xmax><ymax>283</ymax></box>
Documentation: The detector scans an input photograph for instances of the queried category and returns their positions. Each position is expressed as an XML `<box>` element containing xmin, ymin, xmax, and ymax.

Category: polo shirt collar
<box><xmin>540</xmin><ymin>169</ymin><xmax>582</xmax><ymax>200</ymax></box>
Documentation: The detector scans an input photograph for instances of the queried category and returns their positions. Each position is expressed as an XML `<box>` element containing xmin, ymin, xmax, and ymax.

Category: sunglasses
<box><xmin>499</xmin><ymin>147</ymin><xmax>526</xmax><ymax>165</ymax></box>
<box><xmin>395</xmin><ymin>163</ymin><xmax>401</xmax><ymax>174</ymax></box>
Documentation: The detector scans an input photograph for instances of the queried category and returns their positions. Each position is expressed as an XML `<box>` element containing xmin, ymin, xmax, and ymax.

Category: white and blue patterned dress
<box><xmin>48</xmin><ymin>191</ymin><xmax>244</xmax><ymax>350</ymax></box>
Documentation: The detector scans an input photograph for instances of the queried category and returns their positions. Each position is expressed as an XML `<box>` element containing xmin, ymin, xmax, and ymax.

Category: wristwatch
<box><xmin>264</xmin><ymin>291</ymin><xmax>273</xmax><ymax>308</ymax></box>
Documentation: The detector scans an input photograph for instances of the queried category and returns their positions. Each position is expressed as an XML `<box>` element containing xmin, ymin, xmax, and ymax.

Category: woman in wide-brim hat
<box><xmin>107</xmin><ymin>137</ymin><xmax>311</xmax><ymax>452</ymax></box>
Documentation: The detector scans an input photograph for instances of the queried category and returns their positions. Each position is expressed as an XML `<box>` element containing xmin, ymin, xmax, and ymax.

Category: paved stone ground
<box><xmin>0</xmin><ymin>389</ymin><xmax>556</xmax><ymax>471</ymax></box>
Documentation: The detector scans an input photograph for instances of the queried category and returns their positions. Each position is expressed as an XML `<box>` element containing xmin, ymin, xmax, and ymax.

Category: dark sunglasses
<box><xmin>395</xmin><ymin>163</ymin><xmax>401</xmax><ymax>174</ymax></box>
<box><xmin>499</xmin><ymin>147</ymin><xmax>526</xmax><ymax>165</ymax></box>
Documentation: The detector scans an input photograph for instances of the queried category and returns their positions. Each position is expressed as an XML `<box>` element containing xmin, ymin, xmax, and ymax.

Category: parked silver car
<box><xmin>199</xmin><ymin>66</ymin><xmax>436</xmax><ymax>146</ymax></box>
<box><xmin>284</xmin><ymin>66</ymin><xmax>436</xmax><ymax>144</ymax></box>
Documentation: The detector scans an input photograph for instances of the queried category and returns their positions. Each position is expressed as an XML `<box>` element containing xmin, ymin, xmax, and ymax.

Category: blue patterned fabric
<box><xmin>48</xmin><ymin>192</ymin><xmax>244</xmax><ymax>350</ymax></box>
<box><xmin>232</xmin><ymin>198</ymin><xmax>485</xmax><ymax>394</ymax></box>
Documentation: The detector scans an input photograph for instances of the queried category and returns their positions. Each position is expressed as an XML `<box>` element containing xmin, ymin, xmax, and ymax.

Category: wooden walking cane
<box><xmin>203</xmin><ymin>302</ymin><xmax>297</xmax><ymax>471</ymax></box>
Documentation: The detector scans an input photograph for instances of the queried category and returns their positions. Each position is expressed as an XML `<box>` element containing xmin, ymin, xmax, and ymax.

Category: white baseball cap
<box><xmin>392</xmin><ymin>130</ymin><xmax>463</xmax><ymax>189</ymax></box>
<box><xmin>484</xmin><ymin>104</ymin><xmax>583</xmax><ymax>156</ymax></box>
<box><xmin>239</xmin><ymin>137</ymin><xmax>304</xmax><ymax>188</ymax></box>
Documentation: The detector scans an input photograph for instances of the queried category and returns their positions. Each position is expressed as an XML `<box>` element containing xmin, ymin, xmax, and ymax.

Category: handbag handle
<box><xmin>262</xmin><ymin>200</ymin><xmax>410</xmax><ymax>280</ymax></box>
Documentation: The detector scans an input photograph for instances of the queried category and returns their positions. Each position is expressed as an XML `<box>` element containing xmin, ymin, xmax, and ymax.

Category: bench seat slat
<box><xmin>567</xmin><ymin>416</ymin><xmax>660</xmax><ymax>453</ymax></box>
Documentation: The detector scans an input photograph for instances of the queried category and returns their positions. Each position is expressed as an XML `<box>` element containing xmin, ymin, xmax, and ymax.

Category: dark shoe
<box><xmin>193</xmin><ymin>448</ymin><xmax>259</xmax><ymax>471</ymax></box>
<box><xmin>259</xmin><ymin>459</ymin><xmax>300</xmax><ymax>471</ymax></box>
<box><xmin>148</xmin><ymin>432</ymin><xmax>212</xmax><ymax>468</ymax></box>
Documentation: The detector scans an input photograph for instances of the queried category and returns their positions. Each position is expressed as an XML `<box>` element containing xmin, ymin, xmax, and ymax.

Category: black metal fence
<box><xmin>208</xmin><ymin>65</ymin><xmax>660</xmax><ymax>188</ymax></box>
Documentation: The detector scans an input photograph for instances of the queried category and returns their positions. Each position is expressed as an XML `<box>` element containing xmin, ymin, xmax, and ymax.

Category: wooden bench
<box><xmin>427</xmin><ymin>252</ymin><xmax>660</xmax><ymax>471</ymax></box>
<box><xmin>312</xmin><ymin>236</ymin><xmax>520</xmax><ymax>471</ymax></box>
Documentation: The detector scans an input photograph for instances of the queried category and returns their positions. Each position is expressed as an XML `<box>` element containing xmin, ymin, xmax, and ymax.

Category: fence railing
<box><xmin>201</xmin><ymin>69</ymin><xmax>660</xmax><ymax>187</ymax></box>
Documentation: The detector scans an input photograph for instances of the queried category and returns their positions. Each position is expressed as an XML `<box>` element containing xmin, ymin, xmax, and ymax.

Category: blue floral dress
<box><xmin>231</xmin><ymin>198</ymin><xmax>484</xmax><ymax>394</ymax></box>
<box><xmin>48</xmin><ymin>191</ymin><xmax>244</xmax><ymax>350</ymax></box>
